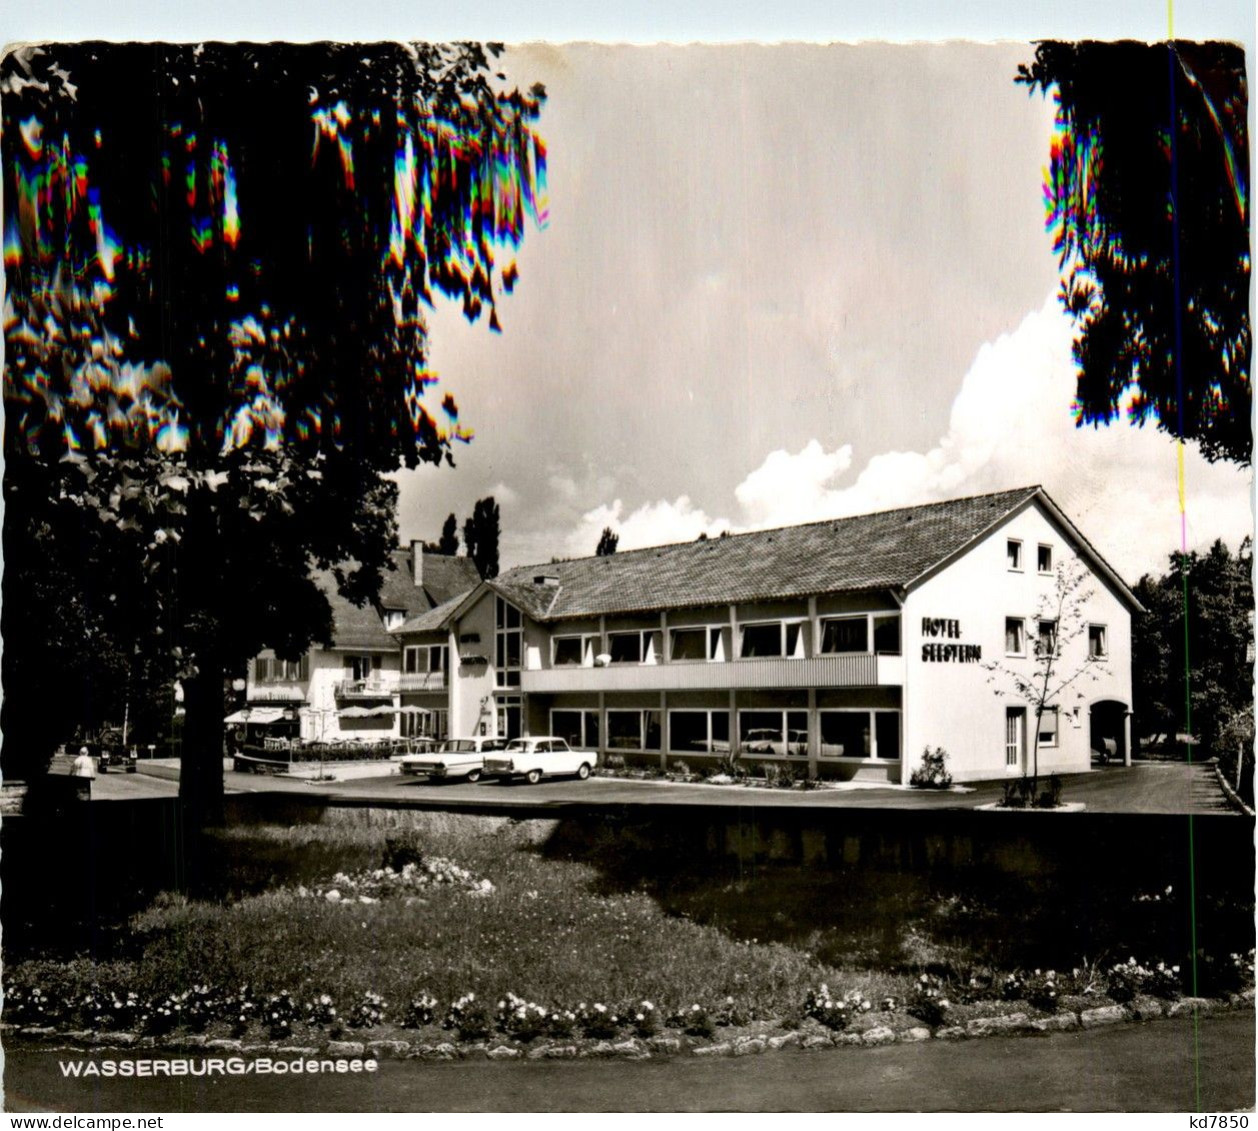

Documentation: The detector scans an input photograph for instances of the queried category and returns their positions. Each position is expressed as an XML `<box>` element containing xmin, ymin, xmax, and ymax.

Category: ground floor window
<box><xmin>402</xmin><ymin>708</ymin><xmax>447</xmax><ymax>739</ymax></box>
<box><xmin>738</xmin><ymin>709</ymin><xmax>808</xmax><ymax>756</ymax></box>
<box><xmin>1037</xmin><ymin>706</ymin><xmax>1058</xmax><ymax>747</ymax></box>
<box><xmin>668</xmin><ymin>709</ymin><xmax>730</xmax><ymax>755</ymax></box>
<box><xmin>551</xmin><ymin>708</ymin><xmax>600</xmax><ymax>750</ymax></box>
<box><xmin>819</xmin><ymin>709</ymin><xmax>900</xmax><ymax>759</ymax></box>
<box><xmin>607</xmin><ymin>709</ymin><xmax>662</xmax><ymax>750</ymax></box>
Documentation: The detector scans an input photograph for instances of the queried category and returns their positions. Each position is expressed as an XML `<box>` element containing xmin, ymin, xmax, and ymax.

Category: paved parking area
<box><xmin>135</xmin><ymin>759</ymin><xmax>1239</xmax><ymax>815</ymax></box>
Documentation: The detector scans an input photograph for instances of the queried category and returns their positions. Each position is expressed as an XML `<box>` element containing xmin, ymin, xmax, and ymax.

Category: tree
<box><xmin>463</xmin><ymin>496</ymin><xmax>501</xmax><ymax>579</ymax></box>
<box><xmin>1131</xmin><ymin>538</ymin><xmax>1253</xmax><ymax>758</ymax></box>
<box><xmin>2</xmin><ymin>43</ymin><xmax>547</xmax><ymax>829</ymax></box>
<box><xmin>595</xmin><ymin>526</ymin><xmax>619</xmax><ymax>556</ymax></box>
<box><xmin>437</xmin><ymin>513</ymin><xmax>461</xmax><ymax>556</ymax></box>
<box><xmin>984</xmin><ymin>561</ymin><xmax>1110</xmax><ymax>791</ymax></box>
<box><xmin>1017</xmin><ymin>42</ymin><xmax>1250</xmax><ymax>465</ymax></box>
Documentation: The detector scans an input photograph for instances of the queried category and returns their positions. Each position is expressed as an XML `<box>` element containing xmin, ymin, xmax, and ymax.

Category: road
<box><xmin>4</xmin><ymin>1012</ymin><xmax>1252</xmax><ymax>1112</ymax></box>
<box><xmin>96</xmin><ymin>759</ymin><xmax>1239</xmax><ymax>815</ymax></box>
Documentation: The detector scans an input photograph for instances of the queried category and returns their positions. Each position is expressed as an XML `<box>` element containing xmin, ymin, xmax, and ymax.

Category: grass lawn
<box><xmin>4</xmin><ymin>810</ymin><xmax>1252</xmax><ymax>1043</ymax></box>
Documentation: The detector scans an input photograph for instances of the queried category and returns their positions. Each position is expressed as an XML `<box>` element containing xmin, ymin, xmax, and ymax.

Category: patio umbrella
<box><xmin>337</xmin><ymin>706</ymin><xmax>375</xmax><ymax>719</ymax></box>
<box><xmin>394</xmin><ymin>705</ymin><xmax>432</xmax><ymax>716</ymax></box>
<box><xmin>366</xmin><ymin>704</ymin><xmax>398</xmax><ymax>717</ymax></box>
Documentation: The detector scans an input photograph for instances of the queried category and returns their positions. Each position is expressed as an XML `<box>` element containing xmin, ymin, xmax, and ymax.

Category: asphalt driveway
<box><xmin>117</xmin><ymin>758</ymin><xmax>1241</xmax><ymax>816</ymax></box>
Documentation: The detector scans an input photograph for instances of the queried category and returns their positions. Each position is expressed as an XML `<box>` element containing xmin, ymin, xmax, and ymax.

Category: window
<box><xmin>1007</xmin><ymin>539</ymin><xmax>1023</xmax><ymax>570</ymax></box>
<box><xmin>551</xmin><ymin>709</ymin><xmax>600</xmax><ymax>750</ymax></box>
<box><xmin>1006</xmin><ymin>708</ymin><xmax>1025</xmax><ymax>768</ymax></box>
<box><xmin>670</xmin><ymin>626</ymin><xmax>722</xmax><ymax>662</ymax></box>
<box><xmin>607</xmin><ymin>709</ymin><xmax>662</xmax><ymax>750</ymax></box>
<box><xmin>873</xmin><ymin>615</ymin><xmax>902</xmax><ymax>655</ymax></box>
<box><xmin>1088</xmin><ymin>624</ymin><xmax>1108</xmax><ymax>659</ymax></box>
<box><xmin>1036</xmin><ymin>619</ymin><xmax>1058</xmax><ymax>657</ymax></box>
<box><xmin>819</xmin><ymin>711</ymin><xmax>870</xmax><ymax>758</ymax></box>
<box><xmin>495</xmin><ymin>597</ymin><xmax>523</xmax><ymax>688</ymax></box>
<box><xmin>255</xmin><ymin>655</ymin><xmax>309</xmax><ymax>682</ymax></box>
<box><xmin>497</xmin><ymin>694</ymin><xmax>522</xmax><ymax>740</ymax></box>
<box><xmin>1005</xmin><ymin>617</ymin><xmax>1025</xmax><ymax>656</ymax></box>
<box><xmin>553</xmin><ymin>633</ymin><xmax>598</xmax><ymax>667</ymax></box>
<box><xmin>345</xmin><ymin>654</ymin><xmax>376</xmax><ymax>681</ymax></box>
<box><xmin>820</xmin><ymin>617</ymin><xmax>867</xmax><ymax>654</ymax></box>
<box><xmin>1037</xmin><ymin>544</ymin><xmax>1053</xmax><ymax>574</ymax></box>
<box><xmin>874</xmin><ymin>711</ymin><xmax>901</xmax><ymax>760</ymax></box>
<box><xmin>404</xmin><ymin>645</ymin><xmax>447</xmax><ymax>674</ymax></box>
<box><xmin>382</xmin><ymin>608</ymin><xmax>406</xmax><ymax>631</ymax></box>
<box><xmin>738</xmin><ymin>710</ymin><xmax>808</xmax><ymax>756</ymax></box>
<box><xmin>1038</xmin><ymin>707</ymin><xmax>1059</xmax><ymax>747</ymax></box>
<box><xmin>739</xmin><ymin>621</ymin><xmax>805</xmax><ymax>659</ymax></box>
<box><xmin>608</xmin><ymin>630</ymin><xmax>661</xmax><ymax>665</ymax></box>
<box><xmin>668</xmin><ymin>710</ymin><xmax>730</xmax><ymax>754</ymax></box>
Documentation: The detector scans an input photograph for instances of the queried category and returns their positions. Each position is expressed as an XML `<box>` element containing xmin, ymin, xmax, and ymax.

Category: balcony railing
<box><xmin>521</xmin><ymin>652</ymin><xmax>901</xmax><ymax>694</ymax></box>
<box><xmin>335</xmin><ymin>679</ymin><xmax>396</xmax><ymax>699</ymax></box>
<box><xmin>398</xmin><ymin>671</ymin><xmax>447</xmax><ymax>692</ymax></box>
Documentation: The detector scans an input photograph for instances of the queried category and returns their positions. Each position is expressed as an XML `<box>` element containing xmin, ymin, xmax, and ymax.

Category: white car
<box><xmin>399</xmin><ymin>736</ymin><xmax>505</xmax><ymax>781</ymax></box>
<box><xmin>483</xmin><ymin>736</ymin><xmax>592</xmax><ymax>785</ymax></box>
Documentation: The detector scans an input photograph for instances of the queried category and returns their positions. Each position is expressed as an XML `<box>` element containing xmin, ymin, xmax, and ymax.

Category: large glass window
<box><xmin>404</xmin><ymin>645</ymin><xmax>447</xmax><ymax>674</ymax></box>
<box><xmin>874</xmin><ymin>711</ymin><xmax>901</xmax><ymax>760</ymax></box>
<box><xmin>551</xmin><ymin>709</ymin><xmax>599</xmax><ymax>750</ymax></box>
<box><xmin>608</xmin><ymin>630</ymin><xmax>661</xmax><ymax>664</ymax></box>
<box><xmin>495</xmin><ymin>597</ymin><xmax>523</xmax><ymax>688</ymax></box>
<box><xmin>739</xmin><ymin>622</ymin><xmax>804</xmax><ymax>659</ymax></box>
<box><xmin>553</xmin><ymin>634</ymin><xmax>597</xmax><ymax>667</ymax></box>
<box><xmin>668</xmin><ymin>710</ymin><xmax>731</xmax><ymax>754</ymax></box>
<box><xmin>606</xmin><ymin>709</ymin><xmax>662</xmax><ymax>750</ymax></box>
<box><xmin>670</xmin><ymin>626</ymin><xmax>721</xmax><ymax>662</ymax></box>
<box><xmin>255</xmin><ymin>655</ymin><xmax>309</xmax><ymax>682</ymax></box>
<box><xmin>819</xmin><ymin>711</ymin><xmax>870</xmax><ymax>758</ymax></box>
<box><xmin>873</xmin><ymin>615</ymin><xmax>901</xmax><ymax>655</ymax></box>
<box><xmin>738</xmin><ymin>710</ymin><xmax>808</xmax><ymax>756</ymax></box>
<box><xmin>821</xmin><ymin>617</ymin><xmax>867</xmax><ymax>654</ymax></box>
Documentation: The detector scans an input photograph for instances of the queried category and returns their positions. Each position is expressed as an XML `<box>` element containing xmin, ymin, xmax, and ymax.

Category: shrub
<box><xmin>602</xmin><ymin>753</ymin><xmax>626</xmax><ymax>771</ymax></box>
<box><xmin>185</xmin><ymin>984</ymin><xmax>218</xmax><ymax>1032</ymax></box>
<box><xmin>1106</xmin><ymin>957</ymin><xmax>1180</xmax><ymax>1003</ymax></box>
<box><xmin>803</xmin><ymin>985</ymin><xmax>871</xmax><ymax>1031</ymax></box>
<box><xmin>1033</xmin><ymin>775</ymin><xmax>1064</xmax><ymax>809</ymax></box>
<box><xmin>306</xmin><ymin>993</ymin><xmax>339</xmax><ymax>1028</ymax></box>
<box><xmin>679</xmin><ymin>1002</ymin><xmax>716</xmax><ymax>1038</ymax></box>
<box><xmin>222</xmin><ymin>985</ymin><xmax>260</xmax><ymax>1036</ymax></box>
<box><xmin>670</xmin><ymin>760</ymin><xmax>691</xmax><ymax>779</ymax></box>
<box><xmin>629</xmin><ymin>1000</ymin><xmax>659</xmax><ymax>1037</ymax></box>
<box><xmin>444</xmin><ymin>993</ymin><xmax>493</xmax><ymax>1041</ymax></box>
<box><xmin>142</xmin><ymin>993</ymin><xmax>185</xmax><ymax>1035</ymax></box>
<box><xmin>382</xmin><ymin>832</ymin><xmax>425</xmax><ymax>872</ymax></box>
<box><xmin>909</xmin><ymin>747</ymin><xmax>953</xmax><ymax>789</ymax></box>
<box><xmin>712</xmin><ymin>995</ymin><xmax>752</xmax><ymax>1027</ymax></box>
<box><xmin>907</xmin><ymin>974</ymin><xmax>951</xmax><ymax>1028</ymax></box>
<box><xmin>402</xmin><ymin>993</ymin><xmax>438</xmax><ymax>1029</ymax></box>
<box><xmin>1146</xmin><ymin>962</ymin><xmax>1183</xmax><ymax>1000</ymax></box>
<box><xmin>576</xmin><ymin>1001</ymin><xmax>623</xmax><ymax>1039</ymax></box>
<box><xmin>7</xmin><ymin>985</ymin><xmax>66</xmax><ymax>1027</ymax></box>
<box><xmin>1001</xmin><ymin>780</ymin><xmax>1027</xmax><ymax>808</ymax></box>
<box><xmin>545</xmin><ymin>1008</ymin><xmax>578</xmax><ymax>1040</ymax></box>
<box><xmin>496</xmin><ymin>992</ymin><xmax>549</xmax><ymax>1041</ymax></box>
<box><xmin>263</xmin><ymin>991</ymin><xmax>299</xmax><ymax>1039</ymax></box>
<box><xmin>1025</xmin><ymin>970</ymin><xmax>1061</xmax><ymax>1012</ymax></box>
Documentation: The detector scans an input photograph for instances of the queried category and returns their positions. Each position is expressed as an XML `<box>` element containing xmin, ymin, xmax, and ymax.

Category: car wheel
<box><xmin>526</xmin><ymin>768</ymin><xmax>542</xmax><ymax>785</ymax></box>
<box><xmin>576</xmin><ymin>762</ymin><xmax>591</xmax><ymax>780</ymax></box>
<box><xmin>466</xmin><ymin>768</ymin><xmax>482</xmax><ymax>783</ymax></box>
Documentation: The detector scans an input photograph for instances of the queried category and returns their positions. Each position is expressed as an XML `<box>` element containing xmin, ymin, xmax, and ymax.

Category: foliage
<box><xmin>576</xmin><ymin>1001</ymin><xmax>624</xmax><ymax>1039</ymax></box>
<box><xmin>803</xmin><ymin>985</ymin><xmax>871</xmax><ymax>1031</ymax></box>
<box><xmin>1132</xmin><ymin>539</ymin><xmax>1253</xmax><ymax>764</ymax></box>
<box><xmin>444</xmin><ymin>993</ymin><xmax>493</xmax><ymax>1040</ymax></box>
<box><xmin>906</xmin><ymin>974</ymin><xmax>951</xmax><ymax>1028</ymax></box>
<box><xmin>263</xmin><ymin>991</ymin><xmax>299</xmax><ymax>1039</ymax></box>
<box><xmin>462</xmin><ymin>495</ymin><xmax>502</xmax><ymax>580</ymax></box>
<box><xmin>437</xmin><ymin>514</ymin><xmax>460</xmax><ymax>556</ymax></box>
<box><xmin>1033</xmin><ymin>774</ymin><xmax>1064</xmax><ymax>809</ymax></box>
<box><xmin>1</xmin><ymin>43</ymin><xmax>546</xmax><ymax>805</ymax></box>
<box><xmin>596</xmin><ymin>526</ymin><xmax>619</xmax><ymax>556</ymax></box>
<box><xmin>402</xmin><ymin>993</ymin><xmax>438</xmax><ymax>1029</ymax></box>
<box><xmin>1105</xmin><ymin>957</ymin><xmax>1182</xmax><ymax>1003</ymax></box>
<box><xmin>1017</xmin><ymin>42</ymin><xmax>1250</xmax><ymax>466</ymax></box>
<box><xmin>1000</xmin><ymin>779</ymin><xmax>1028</xmax><ymax>809</ymax></box>
<box><xmin>909</xmin><ymin>746</ymin><xmax>953</xmax><ymax>789</ymax></box>
<box><xmin>347</xmin><ymin>990</ymin><xmax>388</xmax><ymax>1028</ymax></box>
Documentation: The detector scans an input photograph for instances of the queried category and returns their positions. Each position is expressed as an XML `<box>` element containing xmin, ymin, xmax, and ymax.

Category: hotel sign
<box><xmin>920</xmin><ymin>618</ymin><xmax>982</xmax><ymax>663</ymax></box>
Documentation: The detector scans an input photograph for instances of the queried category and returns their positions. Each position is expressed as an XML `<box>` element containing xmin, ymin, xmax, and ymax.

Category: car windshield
<box><xmin>505</xmin><ymin>739</ymin><xmax>529</xmax><ymax>752</ymax></box>
<box><xmin>442</xmin><ymin>740</ymin><xmax>475</xmax><ymax>752</ymax></box>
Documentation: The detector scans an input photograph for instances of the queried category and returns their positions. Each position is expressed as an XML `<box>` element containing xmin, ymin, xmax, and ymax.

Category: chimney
<box><xmin>410</xmin><ymin>540</ymin><xmax>424</xmax><ymax>588</ymax></box>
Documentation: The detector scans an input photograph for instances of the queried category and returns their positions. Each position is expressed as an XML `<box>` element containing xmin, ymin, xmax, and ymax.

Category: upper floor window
<box><xmin>1088</xmin><ymin>624</ymin><xmax>1108</xmax><ymax>659</ymax></box>
<box><xmin>873</xmin><ymin>614</ymin><xmax>901</xmax><ymax>655</ymax></box>
<box><xmin>608</xmin><ymin>630</ymin><xmax>661</xmax><ymax>664</ymax></box>
<box><xmin>1036</xmin><ymin>619</ymin><xmax>1058</xmax><ymax>657</ymax></box>
<box><xmin>495</xmin><ymin>596</ymin><xmax>523</xmax><ymax>688</ymax></box>
<box><xmin>1005</xmin><ymin>617</ymin><xmax>1025</xmax><ymax>656</ymax></box>
<box><xmin>739</xmin><ymin>621</ymin><xmax>805</xmax><ymax>659</ymax></box>
<box><xmin>1037</xmin><ymin>544</ymin><xmax>1053</xmax><ymax>574</ymax></box>
<box><xmin>382</xmin><ymin>608</ymin><xmax>406</xmax><ymax>631</ymax></box>
<box><xmin>404</xmin><ymin>644</ymin><xmax>447</xmax><ymax>674</ymax></box>
<box><xmin>553</xmin><ymin>633</ymin><xmax>599</xmax><ymax>667</ymax></box>
<box><xmin>254</xmin><ymin>654</ymin><xmax>309</xmax><ymax>682</ymax></box>
<box><xmin>820</xmin><ymin>617</ymin><xmax>866</xmax><ymax>654</ymax></box>
<box><xmin>1007</xmin><ymin>539</ymin><xmax>1023</xmax><ymax>571</ymax></box>
<box><xmin>669</xmin><ymin>625</ymin><xmax>723</xmax><ymax>662</ymax></box>
<box><xmin>344</xmin><ymin>654</ymin><xmax>381</xmax><ymax>681</ymax></box>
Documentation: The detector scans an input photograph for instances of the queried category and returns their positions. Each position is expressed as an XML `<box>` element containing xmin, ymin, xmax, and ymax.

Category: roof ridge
<box><xmin>503</xmin><ymin>485</ymin><xmax>1043</xmax><ymax>576</ymax></box>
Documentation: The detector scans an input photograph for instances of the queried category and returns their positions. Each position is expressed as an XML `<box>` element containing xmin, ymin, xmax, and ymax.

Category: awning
<box><xmin>227</xmin><ymin>706</ymin><xmax>289</xmax><ymax>725</ymax></box>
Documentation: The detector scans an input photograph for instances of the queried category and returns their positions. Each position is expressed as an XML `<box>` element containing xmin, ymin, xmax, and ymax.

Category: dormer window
<box><xmin>383</xmin><ymin>608</ymin><xmax>406</xmax><ymax>631</ymax></box>
<box><xmin>1007</xmin><ymin>539</ymin><xmax>1023</xmax><ymax>571</ymax></box>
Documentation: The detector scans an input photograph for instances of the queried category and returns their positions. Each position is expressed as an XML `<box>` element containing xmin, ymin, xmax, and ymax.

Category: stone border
<box><xmin>6</xmin><ymin>991</ymin><xmax>1251</xmax><ymax>1062</ymax></box>
<box><xmin>973</xmin><ymin>802</ymin><xmax>1087</xmax><ymax>813</ymax></box>
<box><xmin>1211</xmin><ymin>760</ymin><xmax>1255</xmax><ymax>817</ymax></box>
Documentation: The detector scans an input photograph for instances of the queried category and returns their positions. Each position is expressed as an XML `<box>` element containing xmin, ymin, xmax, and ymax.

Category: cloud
<box><xmin>723</xmin><ymin>293</ymin><xmax>1252</xmax><ymax>580</ymax></box>
<box><xmin>563</xmin><ymin>495</ymin><xmax>727</xmax><ymax>558</ymax></box>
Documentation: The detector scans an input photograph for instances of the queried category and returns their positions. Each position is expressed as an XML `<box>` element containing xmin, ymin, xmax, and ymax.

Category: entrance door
<box><xmin>1005</xmin><ymin>707</ymin><xmax>1026</xmax><ymax>775</ymax></box>
<box><xmin>497</xmin><ymin>697</ymin><xmax>522</xmax><ymax>741</ymax></box>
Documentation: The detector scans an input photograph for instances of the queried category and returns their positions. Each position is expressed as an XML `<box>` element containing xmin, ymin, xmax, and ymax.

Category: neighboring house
<box><xmin>418</xmin><ymin>486</ymin><xmax>1137</xmax><ymax>783</ymax></box>
<box><xmin>244</xmin><ymin>545</ymin><xmax>480</xmax><ymax>743</ymax></box>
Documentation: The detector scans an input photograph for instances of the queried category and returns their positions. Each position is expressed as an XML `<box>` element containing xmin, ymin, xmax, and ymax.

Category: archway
<box><xmin>1090</xmin><ymin>700</ymin><xmax>1129</xmax><ymax>764</ymax></box>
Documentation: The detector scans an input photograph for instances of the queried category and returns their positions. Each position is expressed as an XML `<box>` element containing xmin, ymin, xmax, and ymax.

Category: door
<box><xmin>1005</xmin><ymin>707</ymin><xmax>1026</xmax><ymax>775</ymax></box>
<box><xmin>497</xmin><ymin>697</ymin><xmax>522</xmax><ymax>741</ymax></box>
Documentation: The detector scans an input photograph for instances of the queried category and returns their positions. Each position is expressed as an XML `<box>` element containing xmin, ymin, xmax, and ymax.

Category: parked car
<box><xmin>97</xmin><ymin>744</ymin><xmax>139</xmax><ymax>774</ymax></box>
<box><xmin>398</xmin><ymin>736</ymin><xmax>506</xmax><ymax>782</ymax></box>
<box><xmin>484</xmin><ymin>736</ymin><xmax>592</xmax><ymax>785</ymax></box>
<box><xmin>742</xmin><ymin>728</ymin><xmax>809</xmax><ymax>757</ymax></box>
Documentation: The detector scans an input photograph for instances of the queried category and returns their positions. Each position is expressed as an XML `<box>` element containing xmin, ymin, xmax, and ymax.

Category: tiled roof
<box><xmin>396</xmin><ymin>590</ymin><xmax>469</xmax><ymax>636</ymax></box>
<box><xmin>321</xmin><ymin>549</ymin><xmax>481</xmax><ymax>651</ymax></box>
<box><xmin>491</xmin><ymin>487</ymin><xmax>1046</xmax><ymax>622</ymax></box>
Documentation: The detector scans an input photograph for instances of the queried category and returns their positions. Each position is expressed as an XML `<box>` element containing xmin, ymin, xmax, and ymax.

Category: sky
<box><xmin>394</xmin><ymin>40</ymin><xmax>1252</xmax><ymax>582</ymax></box>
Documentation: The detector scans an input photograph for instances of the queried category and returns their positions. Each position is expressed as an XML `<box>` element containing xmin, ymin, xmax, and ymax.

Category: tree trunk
<box><xmin>179</xmin><ymin>651</ymin><xmax>226</xmax><ymax>829</ymax></box>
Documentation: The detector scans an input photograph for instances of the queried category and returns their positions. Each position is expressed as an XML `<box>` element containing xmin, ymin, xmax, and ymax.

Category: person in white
<box><xmin>71</xmin><ymin>746</ymin><xmax>97</xmax><ymax>779</ymax></box>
